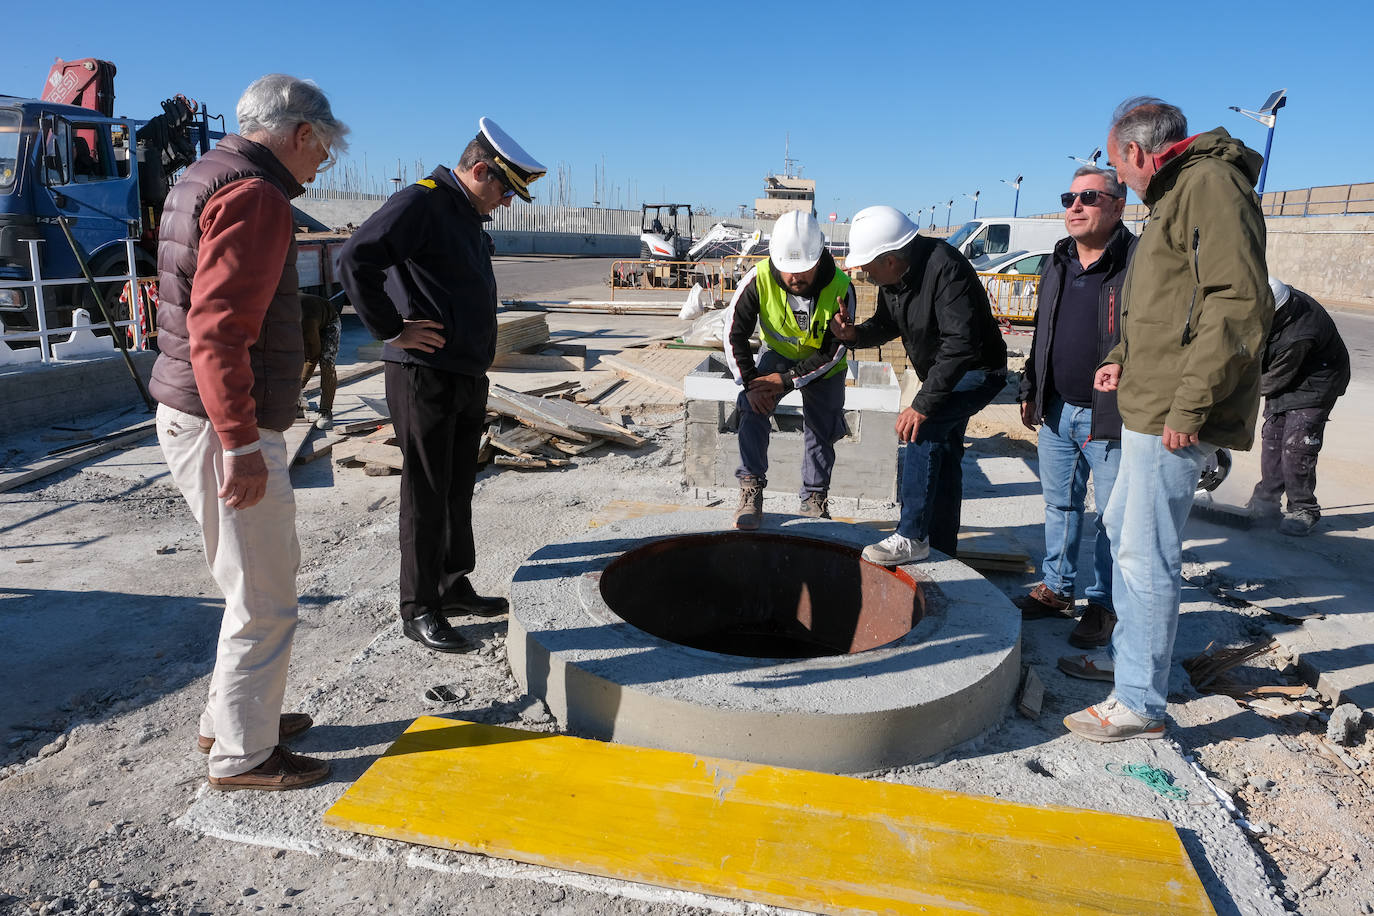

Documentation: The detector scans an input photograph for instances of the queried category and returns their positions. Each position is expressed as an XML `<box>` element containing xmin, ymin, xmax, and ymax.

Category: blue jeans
<box><xmin>896</xmin><ymin>369</ymin><xmax>1006</xmax><ymax>556</ymax></box>
<box><xmin>1036</xmin><ymin>396</ymin><xmax>1120</xmax><ymax>606</ymax></box>
<box><xmin>735</xmin><ymin>349</ymin><xmax>847</xmax><ymax>497</ymax></box>
<box><xmin>1104</xmin><ymin>428</ymin><xmax>1212</xmax><ymax>719</ymax></box>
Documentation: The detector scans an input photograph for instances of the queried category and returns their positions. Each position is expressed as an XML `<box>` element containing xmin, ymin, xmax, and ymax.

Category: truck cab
<box><xmin>0</xmin><ymin>96</ymin><xmax>151</xmax><ymax>333</ymax></box>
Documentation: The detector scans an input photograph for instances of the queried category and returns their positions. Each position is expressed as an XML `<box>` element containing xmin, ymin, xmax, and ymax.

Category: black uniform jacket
<box><xmin>339</xmin><ymin>167</ymin><xmax>498</xmax><ymax>377</ymax></box>
<box><xmin>1261</xmin><ymin>287</ymin><xmax>1350</xmax><ymax>416</ymax></box>
<box><xmin>852</xmin><ymin>236</ymin><xmax>1007</xmax><ymax>416</ymax></box>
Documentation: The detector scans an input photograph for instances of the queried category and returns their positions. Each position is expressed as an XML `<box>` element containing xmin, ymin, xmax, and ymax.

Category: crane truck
<box><xmin>0</xmin><ymin>57</ymin><xmax>214</xmax><ymax>345</ymax></box>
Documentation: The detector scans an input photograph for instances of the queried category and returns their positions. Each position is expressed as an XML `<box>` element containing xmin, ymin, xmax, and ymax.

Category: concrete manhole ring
<box><xmin>509</xmin><ymin>511</ymin><xmax>1021</xmax><ymax>773</ymax></box>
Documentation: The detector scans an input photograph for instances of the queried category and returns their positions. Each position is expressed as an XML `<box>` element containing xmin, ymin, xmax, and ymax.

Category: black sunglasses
<box><xmin>1061</xmin><ymin>189</ymin><xmax>1119</xmax><ymax>208</ymax></box>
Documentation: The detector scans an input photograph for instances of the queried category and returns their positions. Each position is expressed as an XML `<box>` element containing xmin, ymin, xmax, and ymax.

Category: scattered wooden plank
<box><xmin>0</xmin><ymin>419</ymin><xmax>156</xmax><ymax>494</ymax></box>
<box><xmin>332</xmin><ymin>438</ymin><xmax>372</xmax><ymax>466</ymax></box>
<box><xmin>494</xmin><ymin>455</ymin><xmax>548</xmax><ymax>469</ymax></box>
<box><xmin>356</xmin><ymin>442</ymin><xmax>404</xmax><ymax>471</ymax></box>
<box><xmin>491</xmin><ymin>343</ymin><xmax>587</xmax><ymax>371</ymax></box>
<box><xmin>294</xmin><ymin>435</ymin><xmax>337</xmax><ymax>465</ymax></box>
<box><xmin>284</xmin><ymin>419</ymin><xmax>317</xmax><ymax>466</ymax></box>
<box><xmin>1018</xmin><ymin>667</ymin><xmax>1045</xmax><ymax>719</ymax></box>
<box><xmin>488</xmin><ymin>385</ymin><xmax>643</xmax><ymax>447</ymax></box>
<box><xmin>572</xmin><ymin>374</ymin><xmax>623</xmax><ymax>404</ymax></box>
<box><xmin>490</xmin><ymin>426</ymin><xmax>552</xmax><ymax>456</ymax></box>
<box><xmin>337</xmin><ymin>416</ymin><xmax>389</xmax><ymax>435</ymax></box>
<box><xmin>326</xmin><ymin>717</ymin><xmax>1216</xmax><ymax>916</ymax></box>
<box><xmin>548</xmin><ymin>437</ymin><xmax>606</xmax><ymax>456</ymax></box>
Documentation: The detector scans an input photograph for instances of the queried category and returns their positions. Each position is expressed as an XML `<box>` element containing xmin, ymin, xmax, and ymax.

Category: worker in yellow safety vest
<box><xmin>724</xmin><ymin>210</ymin><xmax>854</xmax><ymax>529</ymax></box>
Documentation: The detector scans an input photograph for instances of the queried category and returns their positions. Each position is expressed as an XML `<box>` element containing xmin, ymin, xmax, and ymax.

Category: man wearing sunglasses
<box><xmin>340</xmin><ymin>118</ymin><xmax>546</xmax><ymax>654</ymax></box>
<box><xmin>1062</xmin><ymin>97</ymin><xmax>1270</xmax><ymax>744</ymax></box>
<box><xmin>1016</xmin><ymin>167</ymin><xmax>1135</xmax><ymax>654</ymax></box>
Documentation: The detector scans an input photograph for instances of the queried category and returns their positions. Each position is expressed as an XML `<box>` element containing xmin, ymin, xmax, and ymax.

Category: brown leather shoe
<box><xmin>1013</xmin><ymin>582</ymin><xmax>1074</xmax><ymax>620</ymax></box>
<box><xmin>197</xmin><ymin>712</ymin><xmax>313</xmax><ymax>754</ymax></box>
<box><xmin>1069</xmin><ymin>603</ymin><xmax>1117</xmax><ymax>649</ymax></box>
<box><xmin>208</xmin><ymin>746</ymin><xmax>330</xmax><ymax>792</ymax></box>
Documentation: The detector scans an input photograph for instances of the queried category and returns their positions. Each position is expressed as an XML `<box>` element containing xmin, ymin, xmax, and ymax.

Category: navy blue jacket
<box><xmin>339</xmin><ymin>167</ymin><xmax>497</xmax><ymax>377</ymax></box>
<box><xmin>1018</xmin><ymin>222</ymin><xmax>1136</xmax><ymax>440</ymax></box>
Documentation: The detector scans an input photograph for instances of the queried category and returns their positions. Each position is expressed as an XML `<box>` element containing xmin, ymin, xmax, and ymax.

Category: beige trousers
<box><xmin>156</xmin><ymin>404</ymin><xmax>300</xmax><ymax>778</ymax></box>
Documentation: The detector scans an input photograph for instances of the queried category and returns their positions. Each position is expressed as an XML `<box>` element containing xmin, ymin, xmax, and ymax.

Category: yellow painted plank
<box><xmin>325</xmin><ymin>717</ymin><xmax>1214</xmax><ymax>916</ymax></box>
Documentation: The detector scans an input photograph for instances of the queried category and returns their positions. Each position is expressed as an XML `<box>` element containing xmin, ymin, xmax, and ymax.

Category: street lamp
<box><xmin>1000</xmin><ymin>175</ymin><xmax>1023</xmax><ymax>217</ymax></box>
<box><xmin>1229</xmin><ymin>89</ymin><xmax>1287</xmax><ymax>196</ymax></box>
<box><xmin>1069</xmin><ymin>147</ymin><xmax>1102</xmax><ymax>167</ymax></box>
<box><xmin>963</xmin><ymin>190</ymin><xmax>980</xmax><ymax>220</ymax></box>
<box><xmin>945</xmin><ymin>199</ymin><xmax>953</xmax><ymax>230</ymax></box>
<box><xmin>930</xmin><ymin>205</ymin><xmax>937</xmax><ymax>229</ymax></box>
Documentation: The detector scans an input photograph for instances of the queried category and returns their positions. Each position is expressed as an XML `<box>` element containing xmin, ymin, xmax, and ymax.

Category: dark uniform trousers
<box><xmin>385</xmin><ymin>361</ymin><xmax>489</xmax><ymax>620</ymax></box>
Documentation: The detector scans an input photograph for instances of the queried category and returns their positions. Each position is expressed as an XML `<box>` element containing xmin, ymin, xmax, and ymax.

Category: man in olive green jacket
<box><xmin>1061</xmin><ymin>97</ymin><xmax>1272</xmax><ymax>743</ymax></box>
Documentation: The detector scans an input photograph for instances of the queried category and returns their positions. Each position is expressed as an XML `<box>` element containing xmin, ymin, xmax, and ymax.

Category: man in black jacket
<box><xmin>1017</xmin><ymin>167</ymin><xmax>1136</xmax><ymax>653</ymax></box>
<box><xmin>339</xmin><ymin>118</ymin><xmax>545</xmax><ymax>653</ymax></box>
<box><xmin>832</xmin><ymin>206</ymin><xmax>1007</xmax><ymax>564</ymax></box>
<box><xmin>1249</xmin><ymin>277</ymin><xmax>1350</xmax><ymax>536</ymax></box>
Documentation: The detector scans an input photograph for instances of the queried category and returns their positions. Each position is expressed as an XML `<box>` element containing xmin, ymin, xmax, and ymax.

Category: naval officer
<box><xmin>340</xmin><ymin>118</ymin><xmax>546</xmax><ymax>653</ymax></box>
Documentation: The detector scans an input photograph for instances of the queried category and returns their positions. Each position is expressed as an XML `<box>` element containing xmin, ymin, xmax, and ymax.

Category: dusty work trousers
<box><xmin>1251</xmin><ymin>405</ymin><xmax>1332</xmax><ymax>516</ymax></box>
<box><xmin>156</xmin><ymin>404</ymin><xmax>300</xmax><ymax>779</ymax></box>
<box><xmin>386</xmin><ymin>362</ymin><xmax>488</xmax><ymax>621</ymax></box>
<box><xmin>734</xmin><ymin>349</ymin><xmax>847</xmax><ymax>496</ymax></box>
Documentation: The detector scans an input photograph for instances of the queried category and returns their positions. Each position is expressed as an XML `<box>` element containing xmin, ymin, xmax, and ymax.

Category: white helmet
<box><xmin>1268</xmin><ymin>276</ymin><xmax>1291</xmax><ymax>310</ymax></box>
<box><xmin>769</xmin><ymin>210</ymin><xmax>827</xmax><ymax>273</ymax></box>
<box><xmin>846</xmin><ymin>205</ymin><xmax>919</xmax><ymax>269</ymax></box>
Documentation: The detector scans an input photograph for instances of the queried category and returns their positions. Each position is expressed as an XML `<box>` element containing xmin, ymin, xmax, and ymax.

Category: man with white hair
<box><xmin>1060</xmin><ymin>97</ymin><xmax>1270</xmax><ymax>743</ymax></box>
<box><xmin>831</xmin><ymin>206</ymin><xmax>1008</xmax><ymax>564</ymax></box>
<box><xmin>724</xmin><ymin>210</ymin><xmax>854</xmax><ymax>528</ymax></box>
<box><xmin>151</xmin><ymin>74</ymin><xmax>348</xmax><ymax>790</ymax></box>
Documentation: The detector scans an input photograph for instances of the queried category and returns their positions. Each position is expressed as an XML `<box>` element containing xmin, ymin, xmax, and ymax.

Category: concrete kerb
<box><xmin>508</xmin><ymin>510</ymin><xmax>1022</xmax><ymax>773</ymax></box>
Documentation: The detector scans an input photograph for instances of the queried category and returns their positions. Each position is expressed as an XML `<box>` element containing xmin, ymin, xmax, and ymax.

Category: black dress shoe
<box><xmin>402</xmin><ymin>611</ymin><xmax>475</xmax><ymax>653</ymax></box>
<box><xmin>441</xmin><ymin>593</ymin><xmax>509</xmax><ymax>617</ymax></box>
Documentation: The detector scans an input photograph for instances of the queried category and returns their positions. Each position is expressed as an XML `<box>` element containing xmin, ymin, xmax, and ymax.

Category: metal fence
<box><xmin>0</xmin><ymin>239</ymin><xmax>154</xmax><ymax>365</ymax></box>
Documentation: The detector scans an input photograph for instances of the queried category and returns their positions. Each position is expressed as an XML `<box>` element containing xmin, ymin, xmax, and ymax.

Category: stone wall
<box><xmin>1266</xmin><ymin>214</ymin><xmax>1373</xmax><ymax>305</ymax></box>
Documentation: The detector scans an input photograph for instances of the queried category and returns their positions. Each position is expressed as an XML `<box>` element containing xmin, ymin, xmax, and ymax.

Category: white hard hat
<box><xmin>845</xmin><ymin>205</ymin><xmax>919</xmax><ymax>269</ymax></box>
<box><xmin>770</xmin><ymin>210</ymin><xmax>826</xmax><ymax>272</ymax></box>
<box><xmin>1268</xmin><ymin>276</ymin><xmax>1291</xmax><ymax>309</ymax></box>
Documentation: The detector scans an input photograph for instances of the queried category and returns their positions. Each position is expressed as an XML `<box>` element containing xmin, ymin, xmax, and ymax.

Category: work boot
<box><xmin>798</xmin><ymin>491</ymin><xmax>830</xmax><ymax>519</ymax></box>
<box><xmin>734</xmin><ymin>478</ymin><xmax>764</xmax><ymax>530</ymax></box>
<box><xmin>861</xmin><ymin>532</ymin><xmax>930</xmax><ymax>566</ymax></box>
<box><xmin>1278</xmin><ymin>509</ymin><xmax>1319</xmax><ymax>537</ymax></box>
<box><xmin>314</xmin><ymin>409</ymin><xmax>334</xmax><ymax>431</ymax></box>
<box><xmin>197</xmin><ymin>712</ymin><xmax>314</xmax><ymax>755</ymax></box>
<box><xmin>1068</xmin><ymin>603</ymin><xmax>1117</xmax><ymax>649</ymax></box>
<box><xmin>208</xmin><ymin>746</ymin><xmax>330</xmax><ymax>792</ymax></box>
<box><xmin>1014</xmin><ymin>582</ymin><xmax>1074</xmax><ymax>620</ymax></box>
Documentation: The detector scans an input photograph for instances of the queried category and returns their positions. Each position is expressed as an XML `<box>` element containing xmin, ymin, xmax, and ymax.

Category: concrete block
<box><xmin>1327</xmin><ymin>703</ymin><xmax>1364</xmax><ymax>746</ymax></box>
<box><xmin>0</xmin><ymin>351</ymin><xmax>156</xmax><ymax>434</ymax></box>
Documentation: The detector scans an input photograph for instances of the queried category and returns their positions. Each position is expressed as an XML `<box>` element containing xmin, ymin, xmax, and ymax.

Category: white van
<box><xmin>946</xmin><ymin>218</ymin><xmax>1066</xmax><ymax>261</ymax></box>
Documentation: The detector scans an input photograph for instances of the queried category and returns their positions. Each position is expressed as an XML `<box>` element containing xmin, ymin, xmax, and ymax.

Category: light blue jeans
<box><xmin>1104</xmin><ymin>428</ymin><xmax>1212</xmax><ymax>719</ymax></box>
<box><xmin>1037</xmin><ymin>396</ymin><xmax>1119</xmax><ymax>606</ymax></box>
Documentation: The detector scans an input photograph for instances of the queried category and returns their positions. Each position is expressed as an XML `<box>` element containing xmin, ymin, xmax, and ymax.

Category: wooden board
<box><xmin>355</xmin><ymin>442</ymin><xmax>404</xmax><ymax>470</ymax></box>
<box><xmin>490</xmin><ymin>342</ymin><xmax>587</xmax><ymax>371</ymax></box>
<box><xmin>488</xmin><ymin>384</ymin><xmax>643</xmax><ymax>447</ymax></box>
<box><xmin>597</xmin><ymin>348</ymin><xmax>704</xmax><ymax>394</ymax></box>
<box><xmin>325</xmin><ymin>717</ymin><xmax>1215</xmax><ymax>916</ymax></box>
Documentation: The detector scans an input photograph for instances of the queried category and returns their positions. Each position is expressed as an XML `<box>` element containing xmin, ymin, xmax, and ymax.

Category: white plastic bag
<box><xmin>677</xmin><ymin>283</ymin><xmax>708</xmax><ymax>321</ymax></box>
<box><xmin>682</xmin><ymin>308</ymin><xmax>729</xmax><ymax>348</ymax></box>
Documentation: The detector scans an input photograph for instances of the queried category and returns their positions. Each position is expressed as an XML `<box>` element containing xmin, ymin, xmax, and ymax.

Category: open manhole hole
<box><xmin>599</xmin><ymin>532</ymin><xmax>924</xmax><ymax>659</ymax></box>
<box><xmin>509</xmin><ymin>512</ymin><xmax>1021</xmax><ymax>772</ymax></box>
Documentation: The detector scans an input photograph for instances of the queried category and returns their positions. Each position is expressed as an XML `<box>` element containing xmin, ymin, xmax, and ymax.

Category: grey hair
<box><xmin>1072</xmin><ymin>165</ymin><xmax>1126</xmax><ymax>199</ymax></box>
<box><xmin>1110</xmin><ymin>96</ymin><xmax>1187</xmax><ymax>154</ymax></box>
<box><xmin>236</xmin><ymin>74</ymin><xmax>349</xmax><ymax>154</ymax></box>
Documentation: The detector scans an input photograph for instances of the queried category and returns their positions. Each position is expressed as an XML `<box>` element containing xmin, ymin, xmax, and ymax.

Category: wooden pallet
<box><xmin>325</xmin><ymin>717</ymin><xmax>1215</xmax><ymax>916</ymax></box>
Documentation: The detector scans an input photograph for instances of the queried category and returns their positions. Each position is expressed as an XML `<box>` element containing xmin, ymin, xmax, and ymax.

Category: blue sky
<box><xmin>5</xmin><ymin>0</ymin><xmax>1370</xmax><ymax>224</ymax></box>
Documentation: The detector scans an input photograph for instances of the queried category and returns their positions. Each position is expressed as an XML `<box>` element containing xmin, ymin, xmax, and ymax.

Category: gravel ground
<box><xmin>2</xmin><ymin>351</ymin><xmax>1371</xmax><ymax>915</ymax></box>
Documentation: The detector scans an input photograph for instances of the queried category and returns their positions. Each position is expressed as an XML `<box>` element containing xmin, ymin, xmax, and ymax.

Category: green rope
<box><xmin>1106</xmin><ymin>762</ymin><xmax>1189</xmax><ymax>800</ymax></box>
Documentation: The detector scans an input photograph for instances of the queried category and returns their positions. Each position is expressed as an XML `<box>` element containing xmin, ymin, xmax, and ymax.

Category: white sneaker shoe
<box><xmin>861</xmin><ymin>532</ymin><xmax>930</xmax><ymax>565</ymax></box>
<box><xmin>1063</xmin><ymin>696</ymin><xmax>1166</xmax><ymax>742</ymax></box>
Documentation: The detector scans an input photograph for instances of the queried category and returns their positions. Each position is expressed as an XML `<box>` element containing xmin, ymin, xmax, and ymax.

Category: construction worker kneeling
<box><xmin>724</xmin><ymin>211</ymin><xmax>854</xmax><ymax>529</ymax></box>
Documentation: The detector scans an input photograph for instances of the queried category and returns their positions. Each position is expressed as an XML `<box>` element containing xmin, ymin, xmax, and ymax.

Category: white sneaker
<box><xmin>1063</xmin><ymin>696</ymin><xmax>1166</xmax><ymax>742</ymax></box>
<box><xmin>861</xmin><ymin>532</ymin><xmax>930</xmax><ymax>565</ymax></box>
